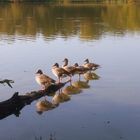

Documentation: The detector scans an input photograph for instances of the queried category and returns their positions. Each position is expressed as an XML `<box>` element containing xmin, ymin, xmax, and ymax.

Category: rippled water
<box><xmin>0</xmin><ymin>2</ymin><xmax>140</xmax><ymax>140</ymax></box>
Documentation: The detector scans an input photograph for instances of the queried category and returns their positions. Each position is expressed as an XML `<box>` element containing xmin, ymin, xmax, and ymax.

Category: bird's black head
<box><xmin>84</xmin><ymin>59</ymin><xmax>89</xmax><ymax>63</ymax></box>
<box><xmin>36</xmin><ymin>110</ymin><xmax>43</xmax><ymax>115</ymax></box>
<box><xmin>74</xmin><ymin>63</ymin><xmax>79</xmax><ymax>67</ymax></box>
<box><xmin>53</xmin><ymin>63</ymin><xmax>59</xmax><ymax>67</ymax></box>
<box><xmin>63</xmin><ymin>58</ymin><xmax>68</xmax><ymax>62</ymax></box>
<box><xmin>36</xmin><ymin>69</ymin><xmax>43</xmax><ymax>74</ymax></box>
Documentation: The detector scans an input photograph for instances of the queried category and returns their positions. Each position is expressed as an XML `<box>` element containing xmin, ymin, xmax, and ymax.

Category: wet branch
<box><xmin>0</xmin><ymin>79</ymin><xmax>14</xmax><ymax>88</ymax></box>
<box><xmin>0</xmin><ymin>80</ymin><xmax>70</xmax><ymax>120</ymax></box>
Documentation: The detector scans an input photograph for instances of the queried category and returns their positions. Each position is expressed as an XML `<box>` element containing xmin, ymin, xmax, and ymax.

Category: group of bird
<box><xmin>35</xmin><ymin>58</ymin><xmax>100</xmax><ymax>90</ymax></box>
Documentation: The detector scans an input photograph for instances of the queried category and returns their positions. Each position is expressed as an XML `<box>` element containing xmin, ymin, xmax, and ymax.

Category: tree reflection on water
<box><xmin>0</xmin><ymin>3</ymin><xmax>140</xmax><ymax>41</ymax></box>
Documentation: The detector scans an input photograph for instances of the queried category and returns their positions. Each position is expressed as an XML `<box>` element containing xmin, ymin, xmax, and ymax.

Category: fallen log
<box><xmin>0</xmin><ymin>80</ymin><xmax>70</xmax><ymax>120</ymax></box>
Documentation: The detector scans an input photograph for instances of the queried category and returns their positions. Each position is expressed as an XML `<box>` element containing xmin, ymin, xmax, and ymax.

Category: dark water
<box><xmin>0</xmin><ymin>2</ymin><xmax>140</xmax><ymax>140</ymax></box>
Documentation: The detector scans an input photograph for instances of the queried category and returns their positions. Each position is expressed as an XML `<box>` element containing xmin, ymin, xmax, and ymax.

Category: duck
<box><xmin>35</xmin><ymin>69</ymin><xmax>56</xmax><ymax>90</ymax></box>
<box><xmin>62</xmin><ymin>58</ymin><xmax>77</xmax><ymax>76</ymax></box>
<box><xmin>83</xmin><ymin>59</ymin><xmax>100</xmax><ymax>70</ymax></box>
<box><xmin>73</xmin><ymin>63</ymin><xmax>89</xmax><ymax>80</ymax></box>
<box><xmin>52</xmin><ymin>63</ymin><xmax>71</xmax><ymax>83</ymax></box>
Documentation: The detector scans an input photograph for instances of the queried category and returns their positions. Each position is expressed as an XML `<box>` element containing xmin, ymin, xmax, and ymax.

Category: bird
<box><xmin>73</xmin><ymin>63</ymin><xmax>89</xmax><ymax>80</ymax></box>
<box><xmin>62</xmin><ymin>58</ymin><xmax>77</xmax><ymax>76</ymax></box>
<box><xmin>52</xmin><ymin>63</ymin><xmax>71</xmax><ymax>83</ymax></box>
<box><xmin>83</xmin><ymin>59</ymin><xmax>100</xmax><ymax>71</ymax></box>
<box><xmin>35</xmin><ymin>69</ymin><xmax>56</xmax><ymax>90</ymax></box>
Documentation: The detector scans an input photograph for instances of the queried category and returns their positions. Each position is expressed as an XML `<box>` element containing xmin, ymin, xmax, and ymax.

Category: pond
<box><xmin>0</xmin><ymin>2</ymin><xmax>140</xmax><ymax>140</ymax></box>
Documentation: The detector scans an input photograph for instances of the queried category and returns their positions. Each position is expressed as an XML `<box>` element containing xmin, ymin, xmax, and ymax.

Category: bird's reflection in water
<box><xmin>46</xmin><ymin>92</ymin><xmax>56</xmax><ymax>97</ymax></box>
<box><xmin>62</xmin><ymin>84</ymin><xmax>82</xmax><ymax>95</ymax></box>
<box><xmin>36</xmin><ymin>99</ymin><xmax>57</xmax><ymax>115</ymax></box>
<box><xmin>35</xmin><ymin>72</ymin><xmax>100</xmax><ymax>115</ymax></box>
<box><xmin>72</xmin><ymin>80</ymin><xmax>90</xmax><ymax>89</ymax></box>
<box><xmin>52</xmin><ymin>92</ymin><xmax>70</xmax><ymax>105</ymax></box>
<box><xmin>83</xmin><ymin>72</ymin><xmax>100</xmax><ymax>81</ymax></box>
<box><xmin>36</xmin><ymin>91</ymin><xmax>71</xmax><ymax>115</ymax></box>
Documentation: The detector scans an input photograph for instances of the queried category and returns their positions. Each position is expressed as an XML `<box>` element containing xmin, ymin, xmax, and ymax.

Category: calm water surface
<box><xmin>0</xmin><ymin>3</ymin><xmax>140</xmax><ymax>140</ymax></box>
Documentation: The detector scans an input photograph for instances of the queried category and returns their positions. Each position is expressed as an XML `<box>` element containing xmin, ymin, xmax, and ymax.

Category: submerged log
<box><xmin>0</xmin><ymin>80</ymin><xmax>70</xmax><ymax>120</ymax></box>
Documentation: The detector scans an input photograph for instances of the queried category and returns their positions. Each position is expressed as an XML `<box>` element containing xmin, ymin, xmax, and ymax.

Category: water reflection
<box><xmin>72</xmin><ymin>80</ymin><xmax>90</xmax><ymax>89</ymax></box>
<box><xmin>36</xmin><ymin>91</ymin><xmax>71</xmax><ymax>114</ymax></box>
<box><xmin>63</xmin><ymin>84</ymin><xmax>82</xmax><ymax>95</ymax></box>
<box><xmin>0</xmin><ymin>71</ymin><xmax>100</xmax><ymax>118</ymax></box>
<box><xmin>35</xmin><ymin>71</ymin><xmax>100</xmax><ymax>115</ymax></box>
<box><xmin>83</xmin><ymin>72</ymin><xmax>100</xmax><ymax>81</ymax></box>
<box><xmin>0</xmin><ymin>3</ymin><xmax>140</xmax><ymax>41</ymax></box>
<box><xmin>52</xmin><ymin>92</ymin><xmax>70</xmax><ymax>104</ymax></box>
<box><xmin>0</xmin><ymin>80</ymin><xmax>68</xmax><ymax>119</ymax></box>
<box><xmin>36</xmin><ymin>99</ymin><xmax>56</xmax><ymax>115</ymax></box>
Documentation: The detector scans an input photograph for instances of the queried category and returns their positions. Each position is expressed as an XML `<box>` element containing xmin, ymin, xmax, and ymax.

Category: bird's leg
<box><xmin>41</xmin><ymin>85</ymin><xmax>45</xmax><ymax>91</ymax></box>
<box><xmin>92</xmin><ymin>67</ymin><xmax>97</xmax><ymax>71</ymax></box>
<box><xmin>44</xmin><ymin>96</ymin><xmax>47</xmax><ymax>100</ymax></box>
<box><xmin>58</xmin><ymin>77</ymin><xmax>61</xmax><ymax>83</ymax></box>
<box><xmin>58</xmin><ymin>89</ymin><xmax>61</xmax><ymax>94</ymax></box>
<box><xmin>78</xmin><ymin>74</ymin><xmax>81</xmax><ymax>81</ymax></box>
<box><xmin>69</xmin><ymin>76</ymin><xmax>72</xmax><ymax>85</ymax></box>
<box><xmin>60</xmin><ymin>77</ymin><xmax>62</xmax><ymax>83</ymax></box>
<box><xmin>70</xmin><ymin>75</ymin><xmax>72</xmax><ymax>80</ymax></box>
<box><xmin>89</xmin><ymin>70</ymin><xmax>92</xmax><ymax>73</ymax></box>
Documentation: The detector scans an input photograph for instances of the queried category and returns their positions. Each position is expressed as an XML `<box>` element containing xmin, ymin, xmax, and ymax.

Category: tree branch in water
<box><xmin>0</xmin><ymin>80</ymin><xmax>70</xmax><ymax>120</ymax></box>
<box><xmin>0</xmin><ymin>79</ymin><xmax>14</xmax><ymax>88</ymax></box>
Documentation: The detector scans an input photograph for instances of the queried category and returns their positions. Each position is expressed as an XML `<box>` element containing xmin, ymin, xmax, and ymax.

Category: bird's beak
<box><xmin>52</xmin><ymin>63</ymin><xmax>57</xmax><ymax>67</ymax></box>
<box><xmin>84</xmin><ymin>59</ymin><xmax>88</xmax><ymax>62</ymax></box>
